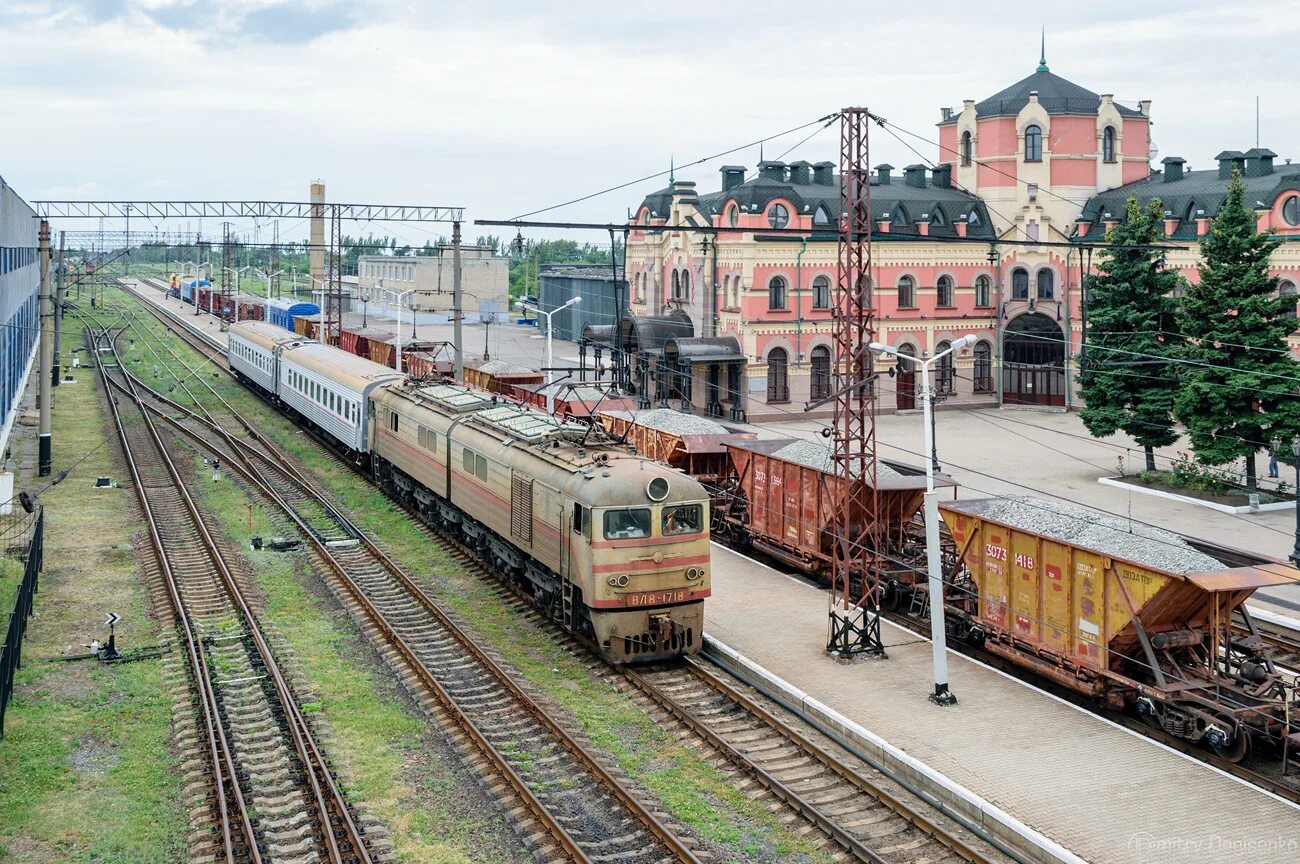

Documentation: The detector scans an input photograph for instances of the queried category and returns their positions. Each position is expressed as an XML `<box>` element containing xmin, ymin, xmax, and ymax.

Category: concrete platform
<box><xmin>705</xmin><ymin>541</ymin><xmax>1300</xmax><ymax>864</ymax></box>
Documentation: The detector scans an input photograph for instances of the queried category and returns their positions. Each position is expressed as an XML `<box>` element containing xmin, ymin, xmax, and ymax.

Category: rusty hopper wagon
<box><xmin>599</xmin><ymin>409</ymin><xmax>755</xmax><ymax>484</ymax></box>
<box><xmin>715</xmin><ymin>438</ymin><xmax>949</xmax><ymax>583</ymax></box>
<box><xmin>941</xmin><ymin>496</ymin><xmax>1300</xmax><ymax>763</ymax></box>
<box><xmin>464</xmin><ymin>359</ymin><xmax>545</xmax><ymax>395</ymax></box>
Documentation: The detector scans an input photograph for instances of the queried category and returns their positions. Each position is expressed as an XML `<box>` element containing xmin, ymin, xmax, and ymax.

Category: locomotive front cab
<box><xmin>579</xmin><ymin>465</ymin><xmax>712</xmax><ymax>662</ymax></box>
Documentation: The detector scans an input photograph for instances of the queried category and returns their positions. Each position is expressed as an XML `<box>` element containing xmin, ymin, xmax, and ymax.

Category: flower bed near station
<box><xmin>1112</xmin><ymin>451</ymin><xmax>1292</xmax><ymax>507</ymax></box>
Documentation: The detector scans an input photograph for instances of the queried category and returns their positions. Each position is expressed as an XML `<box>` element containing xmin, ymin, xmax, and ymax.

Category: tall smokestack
<box><xmin>310</xmin><ymin>181</ymin><xmax>325</xmax><ymax>292</ymax></box>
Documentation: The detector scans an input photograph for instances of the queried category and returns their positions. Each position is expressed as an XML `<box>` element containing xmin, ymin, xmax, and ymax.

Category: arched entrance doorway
<box><xmin>895</xmin><ymin>344</ymin><xmax>917</xmax><ymax>410</ymax></box>
<box><xmin>1003</xmin><ymin>313</ymin><xmax>1065</xmax><ymax>406</ymax></box>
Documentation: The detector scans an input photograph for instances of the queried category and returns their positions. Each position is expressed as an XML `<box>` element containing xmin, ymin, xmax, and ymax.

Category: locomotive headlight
<box><xmin>607</xmin><ymin>574</ymin><xmax>629</xmax><ymax>587</ymax></box>
<box><xmin>646</xmin><ymin>476</ymin><xmax>669</xmax><ymax>502</ymax></box>
<box><xmin>685</xmin><ymin>567</ymin><xmax>705</xmax><ymax>581</ymax></box>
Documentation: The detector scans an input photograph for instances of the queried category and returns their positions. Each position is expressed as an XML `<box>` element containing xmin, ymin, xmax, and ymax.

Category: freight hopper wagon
<box><xmin>599</xmin><ymin>408</ymin><xmax>755</xmax><ymax>485</ymax></box>
<box><xmin>942</xmin><ymin>496</ymin><xmax>1300</xmax><ymax>764</ymax></box>
<box><xmin>714</xmin><ymin>438</ymin><xmax>951</xmax><ymax>588</ymax></box>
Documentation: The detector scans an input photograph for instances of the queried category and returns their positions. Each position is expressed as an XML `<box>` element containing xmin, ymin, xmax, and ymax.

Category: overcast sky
<box><xmin>3</xmin><ymin>1</ymin><xmax>1298</xmax><ymax>244</ymax></box>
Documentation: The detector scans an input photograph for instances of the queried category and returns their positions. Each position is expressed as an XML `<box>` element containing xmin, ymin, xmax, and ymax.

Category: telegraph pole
<box><xmin>38</xmin><ymin>220</ymin><xmax>53</xmax><ymax>476</ymax></box>
<box><xmin>53</xmin><ymin>230</ymin><xmax>66</xmax><ymax>387</ymax></box>
<box><xmin>452</xmin><ymin>220</ymin><xmax>464</xmax><ymax>381</ymax></box>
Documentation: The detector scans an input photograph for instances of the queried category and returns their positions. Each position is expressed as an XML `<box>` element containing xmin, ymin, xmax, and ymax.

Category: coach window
<box><xmin>572</xmin><ymin>503</ymin><xmax>592</xmax><ymax>540</ymax></box>
<box><xmin>463</xmin><ymin>447</ymin><xmax>475</xmax><ymax>473</ymax></box>
<box><xmin>662</xmin><ymin>503</ymin><xmax>703</xmax><ymax>536</ymax></box>
<box><xmin>389</xmin><ymin>409</ymin><xmax>399</xmax><ymax>432</ymax></box>
<box><xmin>475</xmin><ymin>453</ymin><xmax>488</xmax><ymax>481</ymax></box>
<box><xmin>604</xmin><ymin>507</ymin><xmax>652</xmax><ymax>540</ymax></box>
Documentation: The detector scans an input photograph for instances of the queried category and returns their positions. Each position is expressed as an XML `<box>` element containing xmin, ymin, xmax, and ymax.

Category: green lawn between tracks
<box><xmin>0</xmin><ymin>359</ymin><xmax>186</xmax><ymax>863</ymax></box>
<box><xmin>107</xmin><ymin>285</ymin><xmax>835</xmax><ymax>863</ymax></box>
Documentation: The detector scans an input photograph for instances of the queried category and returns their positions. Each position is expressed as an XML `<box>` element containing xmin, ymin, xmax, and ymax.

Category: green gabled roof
<box><xmin>1076</xmin><ymin>162</ymin><xmax>1300</xmax><ymax>240</ymax></box>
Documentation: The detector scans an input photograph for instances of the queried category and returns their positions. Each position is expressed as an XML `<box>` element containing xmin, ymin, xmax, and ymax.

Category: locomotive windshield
<box><xmin>604</xmin><ymin>508</ymin><xmax>652</xmax><ymax>539</ymax></box>
<box><xmin>662</xmin><ymin>504</ymin><xmax>703</xmax><ymax>536</ymax></box>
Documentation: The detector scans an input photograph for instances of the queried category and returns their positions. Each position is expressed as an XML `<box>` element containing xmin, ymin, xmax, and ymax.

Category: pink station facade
<box><xmin>624</xmin><ymin>59</ymin><xmax>1300</xmax><ymax>421</ymax></box>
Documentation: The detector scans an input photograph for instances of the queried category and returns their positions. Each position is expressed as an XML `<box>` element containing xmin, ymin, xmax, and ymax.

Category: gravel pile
<box><xmin>477</xmin><ymin>359</ymin><xmax>536</xmax><ymax>375</ymax></box>
<box><xmin>631</xmin><ymin>409</ymin><xmax>728</xmax><ymax>435</ymax></box>
<box><xmin>770</xmin><ymin>439</ymin><xmax>902</xmax><ymax>480</ymax></box>
<box><xmin>980</xmin><ymin>496</ymin><xmax>1222</xmax><ymax>575</ymax></box>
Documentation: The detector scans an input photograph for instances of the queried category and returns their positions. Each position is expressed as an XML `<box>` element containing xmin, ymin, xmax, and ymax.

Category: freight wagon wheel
<box><xmin>1211</xmin><ymin>727</ymin><xmax>1251</xmax><ymax>763</ymax></box>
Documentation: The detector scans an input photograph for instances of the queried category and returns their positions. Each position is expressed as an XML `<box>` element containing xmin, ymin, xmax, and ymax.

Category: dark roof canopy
<box><xmin>950</xmin><ymin>68</ymin><xmax>1145</xmax><ymax>121</ymax></box>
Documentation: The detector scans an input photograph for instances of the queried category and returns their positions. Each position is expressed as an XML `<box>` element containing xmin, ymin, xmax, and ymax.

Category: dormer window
<box><xmin>891</xmin><ymin>207</ymin><xmax>909</xmax><ymax>227</ymax></box>
<box><xmin>813</xmin><ymin>205</ymin><xmax>831</xmax><ymax>226</ymax></box>
<box><xmin>642</xmin><ymin>209</ymin><xmax>650</xmax><ymax>225</ymax></box>
<box><xmin>1024</xmin><ymin>125</ymin><xmax>1042</xmax><ymax>162</ymax></box>
<box><xmin>728</xmin><ymin>204</ymin><xmax>739</xmax><ymax>228</ymax></box>
<box><xmin>961</xmin><ymin>131</ymin><xmax>973</xmax><ymax>166</ymax></box>
<box><xmin>1283</xmin><ymin>195</ymin><xmax>1300</xmax><ymax>227</ymax></box>
<box><xmin>1102</xmin><ymin>126</ymin><xmax>1116</xmax><ymax>163</ymax></box>
<box><xmin>1185</xmin><ymin>201</ymin><xmax>1198</xmax><ymax>224</ymax></box>
<box><xmin>966</xmin><ymin>208</ymin><xmax>981</xmax><ymax>228</ymax></box>
<box><xmin>931</xmin><ymin>208</ymin><xmax>945</xmax><ymax>227</ymax></box>
<box><xmin>767</xmin><ymin>203</ymin><xmax>789</xmax><ymax>229</ymax></box>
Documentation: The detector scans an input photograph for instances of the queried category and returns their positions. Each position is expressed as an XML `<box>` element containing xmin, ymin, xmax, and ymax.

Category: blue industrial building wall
<box><xmin>0</xmin><ymin>175</ymin><xmax>40</xmax><ymax>459</ymax></box>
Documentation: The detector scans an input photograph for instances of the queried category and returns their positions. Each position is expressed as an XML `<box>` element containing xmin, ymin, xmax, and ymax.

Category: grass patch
<box><xmin>0</xmin><ymin>350</ymin><xmax>185</xmax><ymax>863</ymax></box>
<box><xmin>94</xmin><ymin>285</ymin><xmax>832</xmax><ymax>863</ymax></box>
<box><xmin>192</xmin><ymin>453</ymin><xmax>521</xmax><ymax>863</ymax></box>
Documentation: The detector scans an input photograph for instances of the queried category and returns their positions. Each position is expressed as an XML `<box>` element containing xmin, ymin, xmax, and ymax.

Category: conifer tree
<box><xmin>1174</xmin><ymin>171</ymin><xmax>1300</xmax><ymax>491</ymax></box>
<box><xmin>1078</xmin><ymin>197</ymin><xmax>1183</xmax><ymax>472</ymax></box>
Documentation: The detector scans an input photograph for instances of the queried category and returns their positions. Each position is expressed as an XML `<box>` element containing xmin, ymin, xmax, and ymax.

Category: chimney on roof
<box><xmin>941</xmin><ymin>107</ymin><xmax>954</xmax><ymax>122</ymax></box>
<box><xmin>812</xmin><ymin>161</ymin><xmax>835</xmax><ymax>185</ymax></box>
<box><xmin>903</xmin><ymin>164</ymin><xmax>928</xmax><ymax>189</ymax></box>
<box><xmin>787</xmin><ymin>160</ymin><xmax>812</xmax><ymax>185</ymax></box>
<box><xmin>1161</xmin><ymin>156</ymin><xmax>1186</xmax><ymax>183</ymax></box>
<box><xmin>1216</xmin><ymin>150</ymin><xmax>1246</xmax><ymax>180</ymax></box>
<box><xmin>758</xmin><ymin>160</ymin><xmax>787</xmax><ymax>181</ymax></box>
<box><xmin>875</xmin><ymin>163</ymin><xmax>894</xmax><ymax>185</ymax></box>
<box><xmin>1245</xmin><ymin>148</ymin><xmax>1277</xmax><ymax>177</ymax></box>
<box><xmin>720</xmin><ymin>165</ymin><xmax>746</xmax><ymax>192</ymax></box>
<box><xmin>932</xmin><ymin>164</ymin><xmax>952</xmax><ymax>189</ymax></box>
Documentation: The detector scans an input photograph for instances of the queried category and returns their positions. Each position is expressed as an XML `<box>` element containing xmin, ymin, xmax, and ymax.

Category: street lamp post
<box><xmin>870</xmin><ymin>333</ymin><xmax>977</xmax><ymax>706</ymax></box>
<box><xmin>523</xmin><ymin>296</ymin><xmax>581</xmax><ymax>415</ymax></box>
<box><xmin>361</xmin><ymin>288</ymin><xmax>371</xmax><ymax>328</ymax></box>
<box><xmin>1278</xmin><ymin>437</ymin><xmax>1300</xmax><ymax>565</ymax></box>
<box><xmin>381</xmin><ymin>284</ymin><xmax>417</xmax><ymax>374</ymax></box>
<box><xmin>255</xmin><ymin>269</ymin><xmax>286</xmax><ymax>323</ymax></box>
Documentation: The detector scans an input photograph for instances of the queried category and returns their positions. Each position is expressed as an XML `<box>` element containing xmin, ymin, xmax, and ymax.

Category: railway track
<box><xmin>90</xmin><ymin>324</ymin><xmax>375</xmax><ymax>864</ymax></box>
<box><xmin>93</xmin><ymin>299</ymin><xmax>707</xmax><ymax>864</ymax></box>
<box><xmin>108</xmin><ymin>283</ymin><xmax>1010</xmax><ymax>863</ymax></box>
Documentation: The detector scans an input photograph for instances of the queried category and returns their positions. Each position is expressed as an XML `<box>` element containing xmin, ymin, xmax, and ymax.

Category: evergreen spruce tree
<box><xmin>1174</xmin><ymin>171</ymin><xmax>1300</xmax><ymax>491</ymax></box>
<box><xmin>1078</xmin><ymin>197</ymin><xmax>1183</xmax><ymax>472</ymax></box>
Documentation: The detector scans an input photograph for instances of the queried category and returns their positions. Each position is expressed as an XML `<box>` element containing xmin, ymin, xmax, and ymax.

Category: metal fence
<box><xmin>0</xmin><ymin>506</ymin><xmax>43</xmax><ymax>739</ymax></box>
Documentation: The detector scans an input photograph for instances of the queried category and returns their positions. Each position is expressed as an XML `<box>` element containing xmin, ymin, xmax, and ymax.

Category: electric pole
<box><xmin>452</xmin><ymin>220</ymin><xmax>464</xmax><ymax>381</ymax></box>
<box><xmin>53</xmin><ymin>230</ymin><xmax>66</xmax><ymax>387</ymax></box>
<box><xmin>38</xmin><ymin>220</ymin><xmax>53</xmax><ymax>476</ymax></box>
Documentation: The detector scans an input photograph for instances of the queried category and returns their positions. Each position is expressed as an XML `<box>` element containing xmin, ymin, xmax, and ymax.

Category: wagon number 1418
<box><xmin>985</xmin><ymin>544</ymin><xmax>1034</xmax><ymax>569</ymax></box>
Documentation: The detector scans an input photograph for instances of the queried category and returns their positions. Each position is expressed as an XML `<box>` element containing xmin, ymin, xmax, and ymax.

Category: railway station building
<box><xmin>0</xmin><ymin>175</ymin><xmax>40</xmax><ymax>498</ymax></box>
<box><xmin>623</xmin><ymin>54</ymin><xmax>1300</xmax><ymax>421</ymax></box>
<box><xmin>357</xmin><ymin>245</ymin><xmax>509</xmax><ymax>321</ymax></box>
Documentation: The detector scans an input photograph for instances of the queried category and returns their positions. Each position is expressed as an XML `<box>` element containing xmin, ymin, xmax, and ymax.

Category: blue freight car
<box><xmin>267</xmin><ymin>297</ymin><xmax>320</xmax><ymax>332</ymax></box>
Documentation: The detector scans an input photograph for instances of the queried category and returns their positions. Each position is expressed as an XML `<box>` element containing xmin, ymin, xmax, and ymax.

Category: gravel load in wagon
<box><xmin>769</xmin><ymin>439</ymin><xmax>901</xmax><ymax>480</ymax></box>
<box><xmin>630</xmin><ymin>408</ymin><xmax>729</xmax><ymax>436</ymax></box>
<box><xmin>979</xmin><ymin>495</ymin><xmax>1222</xmax><ymax>575</ymax></box>
<box><xmin>476</xmin><ymin>359</ymin><xmax>536</xmax><ymax>375</ymax></box>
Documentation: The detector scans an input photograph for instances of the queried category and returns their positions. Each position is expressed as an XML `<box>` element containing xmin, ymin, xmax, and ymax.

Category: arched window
<box><xmin>731</xmin><ymin>276</ymin><xmax>741</xmax><ymax>307</ymax></box>
<box><xmin>672</xmin><ymin>270</ymin><xmax>681</xmax><ymax>300</ymax></box>
<box><xmin>768</xmin><ymin>275</ymin><xmax>788</xmax><ymax>310</ymax></box>
<box><xmin>1283</xmin><ymin>196</ymin><xmax>1300</xmax><ymax>227</ymax></box>
<box><xmin>766</xmin><ymin>347</ymin><xmax>789</xmax><ymax>402</ymax></box>
<box><xmin>897</xmin><ymin>275</ymin><xmax>916</xmax><ymax>308</ymax></box>
<box><xmin>728</xmin><ymin>204</ymin><xmax>739</xmax><ymax>228</ymax></box>
<box><xmin>1281</xmin><ymin>280</ymin><xmax>1297</xmax><ymax>319</ymax></box>
<box><xmin>975</xmin><ymin>274</ymin><xmax>992</xmax><ymax>307</ymax></box>
<box><xmin>721</xmin><ymin>275</ymin><xmax>730</xmax><ymax>307</ymax></box>
<box><xmin>935</xmin><ymin>341</ymin><xmax>955</xmax><ymax>394</ymax></box>
<box><xmin>931</xmin><ymin>208</ymin><xmax>945</xmax><ymax>227</ymax></box>
<box><xmin>961</xmin><ymin>131</ymin><xmax>972</xmax><ymax>166</ymax></box>
<box><xmin>973</xmin><ymin>340</ymin><xmax>993</xmax><ymax>392</ymax></box>
<box><xmin>891</xmin><ymin>208</ymin><xmax>909</xmax><ymax>227</ymax></box>
<box><xmin>1011</xmin><ymin>267</ymin><xmax>1029</xmax><ymax>300</ymax></box>
<box><xmin>967</xmin><ymin>208</ymin><xmax>981</xmax><ymax>228</ymax></box>
<box><xmin>682</xmin><ymin>270</ymin><xmax>691</xmax><ymax>302</ymax></box>
<box><xmin>1186</xmin><ymin>201</ymin><xmax>1199</xmax><ymax>224</ymax></box>
<box><xmin>768</xmin><ymin>203</ymin><xmax>790</xmax><ymax>229</ymax></box>
<box><xmin>1036</xmin><ymin>269</ymin><xmax>1054</xmax><ymax>300</ymax></box>
<box><xmin>937</xmin><ymin>275</ymin><xmax>954</xmax><ymax>307</ymax></box>
<box><xmin>810</xmin><ymin>346</ymin><xmax>832</xmax><ymax>401</ymax></box>
<box><xmin>1024</xmin><ymin>125</ymin><xmax>1042</xmax><ymax>162</ymax></box>
<box><xmin>642</xmin><ymin>209</ymin><xmax>651</xmax><ymax>225</ymax></box>
<box><xmin>1102</xmin><ymin>126</ymin><xmax>1116</xmax><ymax>163</ymax></box>
<box><xmin>813</xmin><ymin>205</ymin><xmax>831</xmax><ymax>227</ymax></box>
<box><xmin>812</xmin><ymin>275</ymin><xmax>831</xmax><ymax>309</ymax></box>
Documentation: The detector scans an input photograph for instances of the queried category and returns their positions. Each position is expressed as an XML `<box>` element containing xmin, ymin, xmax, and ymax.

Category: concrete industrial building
<box><xmin>357</xmin><ymin>245</ymin><xmax>508</xmax><ymax>321</ymax></box>
<box><xmin>0</xmin><ymin>175</ymin><xmax>40</xmax><ymax>508</ymax></box>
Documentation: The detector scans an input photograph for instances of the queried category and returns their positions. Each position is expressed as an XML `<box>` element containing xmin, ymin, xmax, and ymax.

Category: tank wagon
<box><xmin>942</xmin><ymin>496</ymin><xmax>1300</xmax><ymax>762</ymax></box>
<box><xmin>226</xmin><ymin>321</ymin><xmax>710</xmax><ymax>663</ymax></box>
